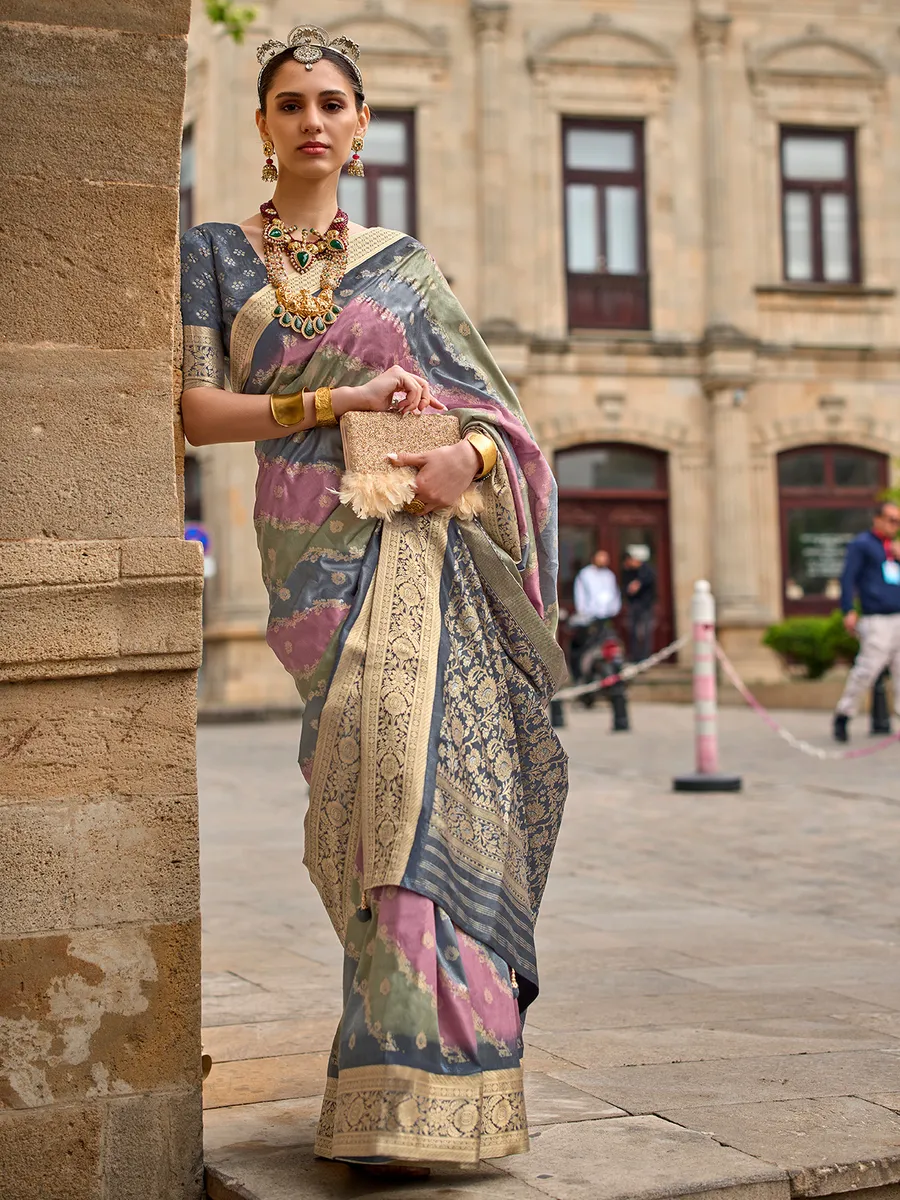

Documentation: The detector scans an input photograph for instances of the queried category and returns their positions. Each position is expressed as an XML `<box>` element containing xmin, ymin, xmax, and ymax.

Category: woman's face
<box><xmin>257</xmin><ymin>57</ymin><xmax>368</xmax><ymax>182</ymax></box>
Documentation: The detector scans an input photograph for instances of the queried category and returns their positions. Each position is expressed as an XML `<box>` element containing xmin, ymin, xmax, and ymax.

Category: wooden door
<box><xmin>559</xmin><ymin>498</ymin><xmax>674</xmax><ymax>654</ymax></box>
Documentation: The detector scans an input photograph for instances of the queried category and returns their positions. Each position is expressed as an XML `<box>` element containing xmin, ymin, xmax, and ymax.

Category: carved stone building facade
<box><xmin>184</xmin><ymin>0</ymin><xmax>900</xmax><ymax>701</ymax></box>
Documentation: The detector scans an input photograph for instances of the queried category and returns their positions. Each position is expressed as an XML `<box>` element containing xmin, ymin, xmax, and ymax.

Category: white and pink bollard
<box><xmin>673</xmin><ymin>580</ymin><xmax>742</xmax><ymax>793</ymax></box>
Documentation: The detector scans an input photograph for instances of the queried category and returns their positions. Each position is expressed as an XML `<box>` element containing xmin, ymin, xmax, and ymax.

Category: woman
<box><xmin>180</xmin><ymin>25</ymin><xmax>568</xmax><ymax>1168</ymax></box>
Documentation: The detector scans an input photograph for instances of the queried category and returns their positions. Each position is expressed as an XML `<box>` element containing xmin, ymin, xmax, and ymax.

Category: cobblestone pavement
<box><xmin>200</xmin><ymin>703</ymin><xmax>900</xmax><ymax>1200</ymax></box>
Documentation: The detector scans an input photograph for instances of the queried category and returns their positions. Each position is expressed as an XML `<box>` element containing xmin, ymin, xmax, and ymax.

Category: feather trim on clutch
<box><xmin>338</xmin><ymin>411</ymin><xmax>484</xmax><ymax>521</ymax></box>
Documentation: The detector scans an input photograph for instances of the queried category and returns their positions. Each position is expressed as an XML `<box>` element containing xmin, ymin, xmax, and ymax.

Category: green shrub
<box><xmin>763</xmin><ymin>611</ymin><xmax>859</xmax><ymax>680</ymax></box>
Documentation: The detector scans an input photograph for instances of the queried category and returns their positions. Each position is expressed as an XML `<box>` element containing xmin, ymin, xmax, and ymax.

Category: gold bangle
<box><xmin>314</xmin><ymin>385</ymin><xmax>337</xmax><ymax>428</ymax></box>
<box><xmin>465</xmin><ymin>430</ymin><xmax>498</xmax><ymax>480</ymax></box>
<box><xmin>270</xmin><ymin>389</ymin><xmax>306</xmax><ymax>427</ymax></box>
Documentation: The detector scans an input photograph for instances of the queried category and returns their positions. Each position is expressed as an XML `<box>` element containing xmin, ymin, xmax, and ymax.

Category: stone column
<box><xmin>0</xmin><ymin>4</ymin><xmax>204</xmax><ymax>1198</ymax></box>
<box><xmin>694</xmin><ymin>10</ymin><xmax>733</xmax><ymax>330</ymax></box>
<box><xmin>709</xmin><ymin>383</ymin><xmax>764</xmax><ymax>619</ymax></box>
<box><xmin>695</xmin><ymin>5</ymin><xmax>767</xmax><ymax>631</ymax></box>
<box><xmin>471</xmin><ymin>1</ymin><xmax>515</xmax><ymax>333</ymax></box>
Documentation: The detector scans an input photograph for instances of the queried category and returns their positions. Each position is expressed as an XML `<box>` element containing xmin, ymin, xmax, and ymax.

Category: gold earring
<box><xmin>348</xmin><ymin>136</ymin><xmax>365</xmax><ymax>178</ymax></box>
<box><xmin>262</xmin><ymin>140</ymin><xmax>278</xmax><ymax>183</ymax></box>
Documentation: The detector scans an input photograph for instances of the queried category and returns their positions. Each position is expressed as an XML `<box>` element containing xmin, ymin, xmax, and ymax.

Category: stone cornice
<box><xmin>330</xmin><ymin>9</ymin><xmax>448</xmax><ymax>59</ymax></box>
<box><xmin>747</xmin><ymin>29</ymin><xmax>886</xmax><ymax>90</ymax></box>
<box><xmin>528</xmin><ymin>13</ymin><xmax>676</xmax><ymax>78</ymax></box>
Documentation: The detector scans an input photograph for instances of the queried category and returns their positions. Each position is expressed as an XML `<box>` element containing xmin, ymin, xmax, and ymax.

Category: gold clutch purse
<box><xmin>337</xmin><ymin>410</ymin><xmax>484</xmax><ymax>520</ymax></box>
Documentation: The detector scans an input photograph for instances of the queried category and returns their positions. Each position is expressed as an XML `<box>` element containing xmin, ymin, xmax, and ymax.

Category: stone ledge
<box><xmin>0</xmin><ymin>538</ymin><xmax>203</xmax><ymax>681</ymax></box>
<box><xmin>0</xmin><ymin>537</ymin><xmax>201</xmax><ymax>588</ymax></box>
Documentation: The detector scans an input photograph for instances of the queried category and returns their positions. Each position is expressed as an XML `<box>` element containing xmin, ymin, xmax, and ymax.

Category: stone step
<box><xmin>202</xmin><ymin>1068</ymin><xmax>900</xmax><ymax>1200</ymax></box>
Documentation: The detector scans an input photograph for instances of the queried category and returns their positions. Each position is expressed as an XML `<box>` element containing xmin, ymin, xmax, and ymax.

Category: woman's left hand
<box><xmin>388</xmin><ymin>441</ymin><xmax>481</xmax><ymax>514</ymax></box>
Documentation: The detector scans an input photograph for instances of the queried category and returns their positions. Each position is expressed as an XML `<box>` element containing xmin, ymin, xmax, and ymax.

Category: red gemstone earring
<box><xmin>262</xmin><ymin>139</ymin><xmax>278</xmax><ymax>183</ymax></box>
<box><xmin>348</xmin><ymin>136</ymin><xmax>365</xmax><ymax>178</ymax></box>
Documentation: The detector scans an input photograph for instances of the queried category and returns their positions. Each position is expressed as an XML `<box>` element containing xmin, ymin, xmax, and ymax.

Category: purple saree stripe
<box><xmin>360</xmin><ymin>885</ymin><xmax>521</xmax><ymax>1063</ymax></box>
<box><xmin>255</xmin><ymin>457</ymin><xmax>342</xmax><ymax>526</ymax></box>
<box><xmin>266</xmin><ymin>600</ymin><xmax>350</xmax><ymax>678</ymax></box>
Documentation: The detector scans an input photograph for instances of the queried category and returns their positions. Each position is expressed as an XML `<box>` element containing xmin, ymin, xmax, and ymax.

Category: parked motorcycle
<box><xmin>570</xmin><ymin>618</ymin><xmax>630</xmax><ymax>732</ymax></box>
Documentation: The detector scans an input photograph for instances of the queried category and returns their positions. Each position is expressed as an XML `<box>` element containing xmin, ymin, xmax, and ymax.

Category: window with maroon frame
<box><xmin>778</xmin><ymin>445</ymin><xmax>887</xmax><ymax>613</ymax></box>
<box><xmin>338</xmin><ymin>111</ymin><xmax>416</xmax><ymax>236</ymax></box>
<box><xmin>562</xmin><ymin>118</ymin><xmax>650</xmax><ymax>331</ymax></box>
<box><xmin>780</xmin><ymin>128</ymin><xmax>861</xmax><ymax>285</ymax></box>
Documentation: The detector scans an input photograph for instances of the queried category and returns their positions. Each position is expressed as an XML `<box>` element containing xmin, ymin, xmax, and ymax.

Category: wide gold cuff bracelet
<box><xmin>315</xmin><ymin>386</ymin><xmax>337</xmax><ymax>428</ymax></box>
<box><xmin>270</xmin><ymin>389</ymin><xmax>306</xmax><ymax>427</ymax></box>
<box><xmin>465</xmin><ymin>429</ymin><xmax>498</xmax><ymax>480</ymax></box>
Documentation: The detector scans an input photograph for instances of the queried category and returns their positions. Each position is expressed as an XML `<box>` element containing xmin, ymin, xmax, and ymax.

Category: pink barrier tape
<box><xmin>715</xmin><ymin>642</ymin><xmax>900</xmax><ymax>761</ymax></box>
<box><xmin>555</xmin><ymin>634</ymin><xmax>690</xmax><ymax>703</ymax></box>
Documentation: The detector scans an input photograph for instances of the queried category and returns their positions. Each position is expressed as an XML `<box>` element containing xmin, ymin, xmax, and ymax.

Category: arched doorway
<box><xmin>556</xmin><ymin>443</ymin><xmax>674</xmax><ymax>652</ymax></box>
<box><xmin>778</xmin><ymin>444</ymin><xmax>888</xmax><ymax>614</ymax></box>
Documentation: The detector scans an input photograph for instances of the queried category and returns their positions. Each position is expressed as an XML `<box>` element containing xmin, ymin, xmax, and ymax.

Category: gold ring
<box><xmin>404</xmin><ymin>498</ymin><xmax>427</xmax><ymax>515</ymax></box>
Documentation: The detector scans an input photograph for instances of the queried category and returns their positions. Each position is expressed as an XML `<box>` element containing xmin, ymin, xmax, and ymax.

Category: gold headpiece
<box><xmin>256</xmin><ymin>26</ymin><xmax>362</xmax><ymax>92</ymax></box>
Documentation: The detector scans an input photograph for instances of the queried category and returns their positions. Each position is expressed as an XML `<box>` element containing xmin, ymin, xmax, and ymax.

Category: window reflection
<box><xmin>556</xmin><ymin>445</ymin><xmax>661</xmax><ymax>491</ymax></box>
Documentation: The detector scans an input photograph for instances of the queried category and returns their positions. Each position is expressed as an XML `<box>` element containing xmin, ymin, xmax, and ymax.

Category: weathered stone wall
<box><xmin>0</xmin><ymin>3</ymin><xmax>204</xmax><ymax>1197</ymax></box>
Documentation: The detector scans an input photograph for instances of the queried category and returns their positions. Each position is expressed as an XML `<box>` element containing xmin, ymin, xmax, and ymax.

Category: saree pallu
<box><xmin>180</xmin><ymin>222</ymin><xmax>569</xmax><ymax>1161</ymax></box>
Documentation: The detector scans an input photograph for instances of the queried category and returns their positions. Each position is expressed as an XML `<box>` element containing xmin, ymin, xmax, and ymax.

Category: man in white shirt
<box><xmin>570</xmin><ymin>550</ymin><xmax>621</xmax><ymax>680</ymax></box>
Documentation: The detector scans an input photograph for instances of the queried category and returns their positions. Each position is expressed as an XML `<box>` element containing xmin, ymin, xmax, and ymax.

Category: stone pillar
<box><xmin>709</xmin><ymin>383</ymin><xmax>764</xmax><ymax>619</ymax></box>
<box><xmin>695</xmin><ymin>5</ymin><xmax>768</xmax><ymax>639</ymax></box>
<box><xmin>0</xmin><ymin>4</ymin><xmax>204</xmax><ymax>1198</ymax></box>
<box><xmin>471</xmin><ymin>1</ymin><xmax>515</xmax><ymax>333</ymax></box>
<box><xmin>694</xmin><ymin>9</ymin><xmax>733</xmax><ymax>330</ymax></box>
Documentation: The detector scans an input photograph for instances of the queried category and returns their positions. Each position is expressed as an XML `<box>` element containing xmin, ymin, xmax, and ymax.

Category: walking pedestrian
<box><xmin>569</xmin><ymin>549</ymin><xmax>621</xmax><ymax>681</ymax></box>
<box><xmin>178</xmin><ymin>25</ymin><xmax>568</xmax><ymax>1172</ymax></box>
<box><xmin>622</xmin><ymin>546</ymin><xmax>657</xmax><ymax>663</ymax></box>
<box><xmin>833</xmin><ymin>500</ymin><xmax>900</xmax><ymax>742</ymax></box>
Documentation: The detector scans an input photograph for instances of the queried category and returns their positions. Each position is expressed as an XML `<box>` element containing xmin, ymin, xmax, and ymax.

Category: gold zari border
<box><xmin>315</xmin><ymin>1063</ymin><xmax>529</xmax><ymax>1163</ymax></box>
<box><xmin>306</xmin><ymin>512</ymin><xmax>448</xmax><ymax>935</ymax></box>
<box><xmin>182</xmin><ymin>323</ymin><xmax>225</xmax><ymax>389</ymax></box>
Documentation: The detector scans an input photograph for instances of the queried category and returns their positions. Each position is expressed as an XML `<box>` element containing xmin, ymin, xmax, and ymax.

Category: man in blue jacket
<box><xmin>833</xmin><ymin>500</ymin><xmax>900</xmax><ymax>742</ymax></box>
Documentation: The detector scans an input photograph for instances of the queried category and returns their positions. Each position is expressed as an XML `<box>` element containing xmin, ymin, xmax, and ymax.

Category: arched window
<box><xmin>778</xmin><ymin>444</ymin><xmax>887</xmax><ymax>612</ymax></box>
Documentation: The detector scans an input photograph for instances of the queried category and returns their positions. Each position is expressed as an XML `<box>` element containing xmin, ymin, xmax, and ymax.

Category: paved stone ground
<box><xmin>200</xmin><ymin>703</ymin><xmax>900</xmax><ymax>1200</ymax></box>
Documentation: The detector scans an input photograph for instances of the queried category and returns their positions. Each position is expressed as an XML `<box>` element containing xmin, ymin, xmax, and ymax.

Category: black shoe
<box><xmin>833</xmin><ymin>713</ymin><xmax>849</xmax><ymax>743</ymax></box>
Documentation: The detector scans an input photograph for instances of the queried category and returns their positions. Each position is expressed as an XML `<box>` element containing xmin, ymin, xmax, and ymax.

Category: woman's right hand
<box><xmin>333</xmin><ymin>367</ymin><xmax>446</xmax><ymax>418</ymax></box>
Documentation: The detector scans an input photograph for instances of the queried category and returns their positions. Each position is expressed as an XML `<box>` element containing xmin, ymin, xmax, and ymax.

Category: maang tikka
<box><xmin>261</xmin><ymin>140</ymin><xmax>278</xmax><ymax>182</ymax></box>
<box><xmin>348</xmin><ymin>136</ymin><xmax>365</xmax><ymax>178</ymax></box>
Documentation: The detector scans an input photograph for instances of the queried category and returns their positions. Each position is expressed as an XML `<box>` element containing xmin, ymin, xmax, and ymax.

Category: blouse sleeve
<box><xmin>180</xmin><ymin>226</ymin><xmax>226</xmax><ymax>390</ymax></box>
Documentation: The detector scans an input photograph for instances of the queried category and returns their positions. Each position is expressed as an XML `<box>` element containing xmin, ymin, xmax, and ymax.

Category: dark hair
<box><xmin>258</xmin><ymin>46</ymin><xmax>365</xmax><ymax>112</ymax></box>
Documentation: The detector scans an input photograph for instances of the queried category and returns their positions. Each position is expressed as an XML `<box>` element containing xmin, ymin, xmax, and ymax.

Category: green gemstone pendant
<box><xmin>314</xmin><ymin>317</ymin><xmax>326</xmax><ymax>334</ymax></box>
<box><xmin>296</xmin><ymin>250</ymin><xmax>311</xmax><ymax>269</ymax></box>
<box><xmin>278</xmin><ymin>311</ymin><xmax>293</xmax><ymax>328</ymax></box>
<box><xmin>273</xmin><ymin>304</ymin><xmax>285</xmax><ymax>317</ymax></box>
<box><xmin>302</xmin><ymin>319</ymin><xmax>316</xmax><ymax>338</ymax></box>
<box><xmin>329</xmin><ymin>238</ymin><xmax>345</xmax><ymax>251</ymax></box>
<box><xmin>292</xmin><ymin>315</ymin><xmax>304</xmax><ymax>332</ymax></box>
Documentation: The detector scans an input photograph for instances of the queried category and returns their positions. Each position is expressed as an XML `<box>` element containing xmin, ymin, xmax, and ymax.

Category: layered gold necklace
<box><xmin>260</xmin><ymin>200</ymin><xmax>349</xmax><ymax>340</ymax></box>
